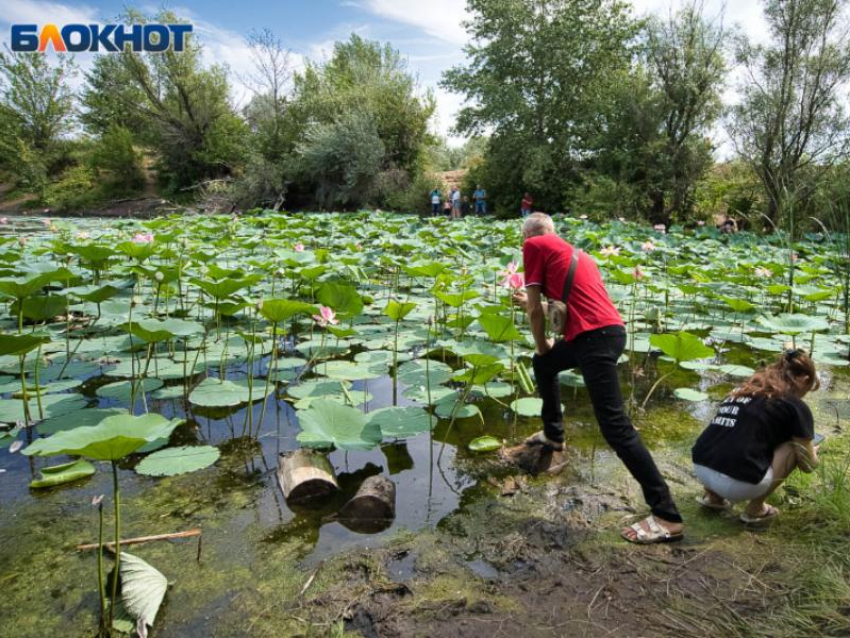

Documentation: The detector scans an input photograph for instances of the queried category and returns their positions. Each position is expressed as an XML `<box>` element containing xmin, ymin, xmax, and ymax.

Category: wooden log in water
<box><xmin>277</xmin><ymin>449</ymin><xmax>338</xmax><ymax>504</ymax></box>
<box><xmin>336</xmin><ymin>475</ymin><xmax>396</xmax><ymax>533</ymax></box>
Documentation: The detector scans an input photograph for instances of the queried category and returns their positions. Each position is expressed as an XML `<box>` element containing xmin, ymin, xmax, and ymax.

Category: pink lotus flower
<box><xmin>653</xmin><ymin>223</ymin><xmax>666</xmax><ymax>233</ymax></box>
<box><xmin>294</xmin><ymin>242</ymin><xmax>305</xmax><ymax>252</ymax></box>
<box><xmin>697</xmin><ymin>220</ymin><xmax>706</xmax><ymax>227</ymax></box>
<box><xmin>18</xmin><ymin>237</ymin><xmax>27</xmax><ymax>248</ymax></box>
<box><xmin>498</xmin><ymin>261</ymin><xmax>519</xmax><ymax>279</ymax></box>
<box><xmin>600</xmin><ymin>246</ymin><xmax>620</xmax><ymax>257</ymax></box>
<box><xmin>754</xmin><ymin>266</ymin><xmax>772</xmax><ymax>278</ymax></box>
<box><xmin>41</xmin><ymin>219</ymin><xmax>51</xmax><ymax>227</ymax></box>
<box><xmin>313</xmin><ymin>305</ymin><xmax>338</xmax><ymax>327</ymax></box>
<box><xmin>355</xmin><ymin>243</ymin><xmax>362</xmax><ymax>251</ymax></box>
<box><xmin>76</xmin><ymin>231</ymin><xmax>90</xmax><ymax>240</ymax></box>
<box><xmin>632</xmin><ymin>266</ymin><xmax>644</xmax><ymax>281</ymax></box>
<box><xmin>0</xmin><ymin>217</ymin><xmax>8</xmax><ymax>225</ymax></box>
<box><xmin>641</xmin><ymin>241</ymin><xmax>656</xmax><ymax>252</ymax></box>
<box><xmin>132</xmin><ymin>231</ymin><xmax>154</xmax><ymax>244</ymax></box>
<box><xmin>501</xmin><ymin>272</ymin><xmax>525</xmax><ymax>290</ymax></box>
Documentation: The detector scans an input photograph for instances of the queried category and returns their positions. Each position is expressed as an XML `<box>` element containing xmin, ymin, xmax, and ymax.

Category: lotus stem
<box><xmin>109</xmin><ymin>461</ymin><xmax>121</xmax><ymax>631</ymax></box>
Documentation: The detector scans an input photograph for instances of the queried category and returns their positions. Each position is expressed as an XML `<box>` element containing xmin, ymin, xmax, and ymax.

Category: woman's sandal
<box><xmin>621</xmin><ymin>515</ymin><xmax>684</xmax><ymax>545</ymax></box>
<box><xmin>740</xmin><ymin>504</ymin><xmax>779</xmax><ymax>525</ymax></box>
<box><xmin>695</xmin><ymin>495</ymin><xmax>732</xmax><ymax>511</ymax></box>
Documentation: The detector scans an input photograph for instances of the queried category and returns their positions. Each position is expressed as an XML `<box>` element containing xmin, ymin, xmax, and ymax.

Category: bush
<box><xmin>88</xmin><ymin>126</ymin><xmax>144</xmax><ymax>196</ymax></box>
<box><xmin>44</xmin><ymin>165</ymin><xmax>100</xmax><ymax>211</ymax></box>
<box><xmin>375</xmin><ymin>170</ymin><xmax>442</xmax><ymax>214</ymax></box>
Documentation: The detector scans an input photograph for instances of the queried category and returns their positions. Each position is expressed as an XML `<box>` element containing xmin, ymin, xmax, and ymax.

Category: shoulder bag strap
<box><xmin>561</xmin><ymin>250</ymin><xmax>580</xmax><ymax>304</ymax></box>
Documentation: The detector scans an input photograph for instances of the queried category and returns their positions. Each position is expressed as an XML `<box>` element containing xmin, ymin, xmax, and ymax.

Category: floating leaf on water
<box><xmin>757</xmin><ymin>313</ymin><xmax>829</xmax><ymax>335</ymax></box>
<box><xmin>189</xmin><ymin>378</ymin><xmax>273</xmax><ymax>408</ymax></box>
<box><xmin>30</xmin><ymin>459</ymin><xmax>95</xmax><ymax>489</ymax></box>
<box><xmin>315</xmin><ymin>360</ymin><xmax>384</xmax><ymax>381</ymax></box>
<box><xmin>119</xmin><ymin>552</ymin><xmax>168</xmax><ymax>636</ymax></box>
<box><xmin>510</xmin><ymin>397</ymin><xmax>543</xmax><ymax>417</ymax></box>
<box><xmin>673</xmin><ymin>388</ymin><xmax>709</xmax><ymax>402</ymax></box>
<box><xmin>434</xmin><ymin>397</ymin><xmax>480</xmax><ymax>420</ymax></box>
<box><xmin>397</xmin><ymin>360</ymin><xmax>453</xmax><ymax>386</ymax></box>
<box><xmin>717</xmin><ymin>364</ymin><xmax>755</xmax><ymax>379</ymax></box>
<box><xmin>559</xmin><ymin>370</ymin><xmax>585</xmax><ymax>387</ymax></box>
<box><xmin>0</xmin><ymin>394</ymin><xmax>88</xmax><ymax>424</ymax></box>
<box><xmin>650</xmin><ymin>332</ymin><xmax>714</xmax><ymax>363</ymax></box>
<box><xmin>135</xmin><ymin>445</ymin><xmax>221</xmax><ymax>477</ymax></box>
<box><xmin>367</xmin><ymin>406</ymin><xmax>433</xmax><ymax>438</ymax></box>
<box><xmin>470</xmin><ymin>382</ymin><xmax>514</xmax><ymax>399</ymax></box>
<box><xmin>468</xmin><ymin>436</ymin><xmax>502</xmax><ymax>452</ymax></box>
<box><xmin>96</xmin><ymin>378</ymin><xmax>164</xmax><ymax>402</ymax></box>
<box><xmin>296</xmin><ymin>399</ymin><xmax>382</xmax><ymax>450</ymax></box>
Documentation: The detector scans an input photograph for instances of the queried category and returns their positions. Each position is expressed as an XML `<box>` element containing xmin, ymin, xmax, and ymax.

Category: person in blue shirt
<box><xmin>430</xmin><ymin>189</ymin><xmax>441</xmax><ymax>216</ymax></box>
<box><xmin>473</xmin><ymin>185</ymin><xmax>487</xmax><ymax>215</ymax></box>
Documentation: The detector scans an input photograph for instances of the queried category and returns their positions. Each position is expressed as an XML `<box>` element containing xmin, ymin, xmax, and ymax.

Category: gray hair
<box><xmin>522</xmin><ymin>212</ymin><xmax>555</xmax><ymax>237</ymax></box>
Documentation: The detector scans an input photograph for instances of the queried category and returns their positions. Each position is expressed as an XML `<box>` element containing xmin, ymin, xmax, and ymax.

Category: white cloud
<box><xmin>0</xmin><ymin>0</ymin><xmax>100</xmax><ymax>26</ymax></box>
<box><xmin>356</xmin><ymin>0</ymin><xmax>469</xmax><ymax>44</ymax></box>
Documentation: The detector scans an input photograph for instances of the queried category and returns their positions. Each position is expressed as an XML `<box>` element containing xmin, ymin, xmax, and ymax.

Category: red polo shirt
<box><xmin>523</xmin><ymin>233</ymin><xmax>624</xmax><ymax>341</ymax></box>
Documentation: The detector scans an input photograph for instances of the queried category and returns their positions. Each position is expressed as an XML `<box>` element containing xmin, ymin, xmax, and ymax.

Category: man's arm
<box><xmin>525</xmin><ymin>286</ymin><xmax>552</xmax><ymax>355</ymax></box>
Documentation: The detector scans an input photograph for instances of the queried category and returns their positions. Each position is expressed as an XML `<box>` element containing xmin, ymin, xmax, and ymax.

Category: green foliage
<box><xmin>88</xmin><ymin>126</ymin><xmax>144</xmax><ymax>196</ymax></box>
<box><xmin>44</xmin><ymin>164</ymin><xmax>100</xmax><ymax>211</ymax></box>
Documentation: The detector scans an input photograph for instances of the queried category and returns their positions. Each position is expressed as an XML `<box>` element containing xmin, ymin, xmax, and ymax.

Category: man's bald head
<box><xmin>522</xmin><ymin>212</ymin><xmax>556</xmax><ymax>239</ymax></box>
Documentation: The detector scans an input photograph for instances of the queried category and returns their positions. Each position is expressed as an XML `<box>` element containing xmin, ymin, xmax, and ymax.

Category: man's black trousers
<box><xmin>531</xmin><ymin>324</ymin><xmax>682</xmax><ymax>523</ymax></box>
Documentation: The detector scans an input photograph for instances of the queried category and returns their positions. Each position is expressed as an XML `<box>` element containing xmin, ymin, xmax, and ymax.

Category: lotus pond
<box><xmin>1</xmin><ymin>212</ymin><xmax>849</xmax><ymax>637</ymax></box>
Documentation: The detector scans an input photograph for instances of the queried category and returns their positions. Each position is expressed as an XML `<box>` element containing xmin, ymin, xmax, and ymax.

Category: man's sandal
<box><xmin>524</xmin><ymin>431</ymin><xmax>564</xmax><ymax>452</ymax></box>
<box><xmin>740</xmin><ymin>504</ymin><xmax>779</xmax><ymax>525</ymax></box>
<box><xmin>695</xmin><ymin>495</ymin><xmax>732</xmax><ymax>511</ymax></box>
<box><xmin>621</xmin><ymin>515</ymin><xmax>684</xmax><ymax>545</ymax></box>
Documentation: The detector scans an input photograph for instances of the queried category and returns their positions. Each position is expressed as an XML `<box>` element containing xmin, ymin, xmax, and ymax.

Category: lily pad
<box><xmin>296</xmin><ymin>399</ymin><xmax>382</xmax><ymax>450</ymax></box>
<box><xmin>135</xmin><ymin>445</ymin><xmax>221</xmax><ymax>477</ymax></box>
<box><xmin>96</xmin><ymin>378</ymin><xmax>164</xmax><ymax>401</ymax></box>
<box><xmin>189</xmin><ymin>378</ymin><xmax>273</xmax><ymax>408</ymax></box>
<box><xmin>468</xmin><ymin>436</ymin><xmax>502</xmax><ymax>452</ymax></box>
<box><xmin>673</xmin><ymin>388</ymin><xmax>709</xmax><ymax>402</ymax></box>
<box><xmin>37</xmin><ymin>407</ymin><xmax>126</xmax><ymax>435</ymax></box>
<box><xmin>510</xmin><ymin>397</ymin><xmax>543</xmax><ymax>417</ymax></box>
<box><xmin>30</xmin><ymin>459</ymin><xmax>96</xmax><ymax>489</ymax></box>
<box><xmin>119</xmin><ymin>552</ymin><xmax>168</xmax><ymax>636</ymax></box>
<box><xmin>367</xmin><ymin>406</ymin><xmax>433</xmax><ymax>438</ymax></box>
<box><xmin>0</xmin><ymin>393</ymin><xmax>88</xmax><ymax>424</ymax></box>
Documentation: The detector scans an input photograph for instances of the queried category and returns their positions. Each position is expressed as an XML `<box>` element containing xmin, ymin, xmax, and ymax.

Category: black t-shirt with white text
<box><xmin>692</xmin><ymin>394</ymin><xmax>814</xmax><ymax>484</ymax></box>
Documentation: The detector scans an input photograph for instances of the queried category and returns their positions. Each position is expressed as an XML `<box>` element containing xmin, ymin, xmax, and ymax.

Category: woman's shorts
<box><xmin>694</xmin><ymin>464</ymin><xmax>774</xmax><ymax>503</ymax></box>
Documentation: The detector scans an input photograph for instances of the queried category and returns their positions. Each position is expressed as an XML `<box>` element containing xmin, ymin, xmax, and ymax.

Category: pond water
<box><xmin>0</xmin><ymin>212</ymin><xmax>847</xmax><ymax>636</ymax></box>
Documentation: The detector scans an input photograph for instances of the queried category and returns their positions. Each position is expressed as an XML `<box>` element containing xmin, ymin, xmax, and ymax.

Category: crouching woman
<box><xmin>692</xmin><ymin>349</ymin><xmax>820</xmax><ymax>524</ymax></box>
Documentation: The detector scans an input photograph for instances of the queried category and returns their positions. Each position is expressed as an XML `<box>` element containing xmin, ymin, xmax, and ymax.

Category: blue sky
<box><xmin>0</xmin><ymin>0</ymin><xmax>768</xmax><ymax>145</ymax></box>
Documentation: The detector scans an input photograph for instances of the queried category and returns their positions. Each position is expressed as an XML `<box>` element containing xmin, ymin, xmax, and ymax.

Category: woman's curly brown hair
<box><xmin>730</xmin><ymin>349</ymin><xmax>819</xmax><ymax>400</ymax></box>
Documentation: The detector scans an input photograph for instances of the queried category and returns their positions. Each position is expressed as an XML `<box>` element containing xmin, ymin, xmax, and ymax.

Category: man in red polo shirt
<box><xmin>513</xmin><ymin>213</ymin><xmax>684</xmax><ymax>544</ymax></box>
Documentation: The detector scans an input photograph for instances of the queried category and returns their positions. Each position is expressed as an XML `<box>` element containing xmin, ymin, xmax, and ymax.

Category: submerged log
<box><xmin>336</xmin><ymin>475</ymin><xmax>396</xmax><ymax>533</ymax></box>
<box><xmin>277</xmin><ymin>449</ymin><xmax>338</xmax><ymax>504</ymax></box>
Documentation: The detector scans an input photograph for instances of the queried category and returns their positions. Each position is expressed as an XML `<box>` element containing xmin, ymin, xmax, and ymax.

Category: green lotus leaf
<box><xmin>468</xmin><ymin>436</ymin><xmax>502</xmax><ymax>452</ymax></box>
<box><xmin>649</xmin><ymin>332</ymin><xmax>714</xmax><ymax>363</ymax></box>
<box><xmin>118</xmin><ymin>552</ymin><xmax>168</xmax><ymax>635</ymax></box>
<box><xmin>673</xmin><ymin>388</ymin><xmax>709</xmax><ymax>402</ymax></box>
<box><xmin>296</xmin><ymin>399</ymin><xmax>382</xmax><ymax>450</ymax></box>
<box><xmin>0</xmin><ymin>332</ymin><xmax>51</xmax><ymax>357</ymax></box>
<box><xmin>758</xmin><ymin>313</ymin><xmax>829</xmax><ymax>335</ymax></box>
<box><xmin>189</xmin><ymin>378</ymin><xmax>273</xmax><ymax>408</ymax></box>
<box><xmin>122</xmin><ymin>318</ymin><xmax>204</xmax><ymax>342</ymax></box>
<box><xmin>477</xmin><ymin>312</ymin><xmax>522</xmax><ymax>343</ymax></box>
<box><xmin>510</xmin><ymin>397</ymin><xmax>543</xmax><ymax>417</ymax></box>
<box><xmin>384</xmin><ymin>299</ymin><xmax>417</xmax><ymax>322</ymax></box>
<box><xmin>23</xmin><ymin>413</ymin><xmax>183</xmax><ymax>460</ymax></box>
<box><xmin>367</xmin><ymin>406</ymin><xmax>433</xmax><ymax>438</ymax></box>
<box><xmin>258</xmin><ymin>298</ymin><xmax>316</xmax><ymax>323</ymax></box>
<box><xmin>30</xmin><ymin>459</ymin><xmax>95</xmax><ymax>489</ymax></box>
<box><xmin>135</xmin><ymin>445</ymin><xmax>221</xmax><ymax>477</ymax></box>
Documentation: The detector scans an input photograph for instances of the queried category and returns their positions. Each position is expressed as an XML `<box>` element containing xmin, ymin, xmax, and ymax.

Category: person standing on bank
<box><xmin>512</xmin><ymin>213</ymin><xmax>684</xmax><ymax>544</ymax></box>
<box><xmin>430</xmin><ymin>188</ymin><xmax>442</xmax><ymax>217</ymax></box>
<box><xmin>451</xmin><ymin>187</ymin><xmax>462</xmax><ymax>219</ymax></box>
<box><xmin>692</xmin><ymin>349</ymin><xmax>820</xmax><ymax>524</ymax></box>
<box><xmin>474</xmin><ymin>185</ymin><xmax>487</xmax><ymax>215</ymax></box>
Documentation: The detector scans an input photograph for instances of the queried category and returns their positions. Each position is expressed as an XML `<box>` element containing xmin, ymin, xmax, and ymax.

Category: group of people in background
<box><xmin>430</xmin><ymin>186</ymin><xmax>487</xmax><ymax>218</ymax></box>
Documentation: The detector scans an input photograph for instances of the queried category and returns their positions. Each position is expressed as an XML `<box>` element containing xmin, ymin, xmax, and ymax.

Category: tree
<box><xmin>442</xmin><ymin>0</ymin><xmax>638</xmax><ymax>214</ymax></box>
<box><xmin>643</xmin><ymin>2</ymin><xmax>726</xmax><ymax>221</ymax></box>
<box><xmin>238</xmin><ymin>29</ymin><xmax>297</xmax><ymax>209</ymax></box>
<box><xmin>729</xmin><ymin>0</ymin><xmax>850</xmax><ymax>225</ymax></box>
<box><xmin>0</xmin><ymin>50</ymin><xmax>76</xmax><ymax>152</ymax></box>
<box><xmin>81</xmin><ymin>10</ymin><xmax>247</xmax><ymax>193</ymax></box>
<box><xmin>291</xmin><ymin>34</ymin><xmax>435</xmax><ymax>208</ymax></box>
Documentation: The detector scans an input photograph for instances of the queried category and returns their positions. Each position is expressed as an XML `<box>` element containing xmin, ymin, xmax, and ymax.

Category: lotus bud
<box><xmin>154</xmin><ymin>271</ymin><xmax>164</xmax><ymax>283</ymax></box>
<box><xmin>18</xmin><ymin>237</ymin><xmax>27</xmax><ymax>248</ymax></box>
<box><xmin>91</xmin><ymin>494</ymin><xmax>105</xmax><ymax>507</ymax></box>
